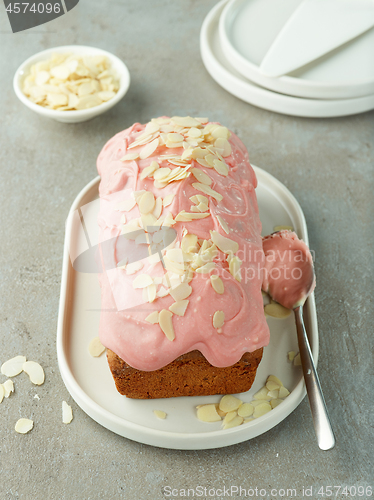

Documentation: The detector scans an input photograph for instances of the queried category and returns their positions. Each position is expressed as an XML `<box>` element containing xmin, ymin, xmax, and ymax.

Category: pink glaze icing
<box><xmin>96</xmin><ymin>119</ymin><xmax>270</xmax><ymax>371</ymax></box>
<box><xmin>262</xmin><ymin>230</ymin><xmax>316</xmax><ymax>310</ymax></box>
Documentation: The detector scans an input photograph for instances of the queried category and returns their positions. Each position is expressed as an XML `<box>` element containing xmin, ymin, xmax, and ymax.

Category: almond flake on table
<box><xmin>1</xmin><ymin>355</ymin><xmax>26</xmax><ymax>377</ymax></box>
<box><xmin>0</xmin><ymin>384</ymin><xmax>4</xmax><ymax>404</ymax></box>
<box><xmin>15</xmin><ymin>418</ymin><xmax>34</xmax><ymax>434</ymax></box>
<box><xmin>62</xmin><ymin>401</ymin><xmax>73</xmax><ymax>424</ymax></box>
<box><xmin>3</xmin><ymin>379</ymin><xmax>14</xmax><ymax>398</ymax></box>
<box><xmin>22</xmin><ymin>361</ymin><xmax>45</xmax><ymax>385</ymax></box>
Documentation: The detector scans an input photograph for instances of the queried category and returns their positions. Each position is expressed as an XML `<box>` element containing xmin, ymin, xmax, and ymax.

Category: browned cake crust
<box><xmin>107</xmin><ymin>348</ymin><xmax>263</xmax><ymax>399</ymax></box>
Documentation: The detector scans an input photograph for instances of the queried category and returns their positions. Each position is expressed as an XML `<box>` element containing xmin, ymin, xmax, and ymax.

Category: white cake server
<box><xmin>259</xmin><ymin>0</ymin><xmax>374</xmax><ymax>77</ymax></box>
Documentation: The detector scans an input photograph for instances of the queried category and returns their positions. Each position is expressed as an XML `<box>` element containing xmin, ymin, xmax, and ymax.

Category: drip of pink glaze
<box><xmin>262</xmin><ymin>230</ymin><xmax>315</xmax><ymax>310</ymax></box>
<box><xmin>96</xmin><ymin>119</ymin><xmax>270</xmax><ymax>371</ymax></box>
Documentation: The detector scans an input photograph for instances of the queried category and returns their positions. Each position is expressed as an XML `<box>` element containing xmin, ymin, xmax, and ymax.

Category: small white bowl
<box><xmin>13</xmin><ymin>45</ymin><xmax>130</xmax><ymax>123</ymax></box>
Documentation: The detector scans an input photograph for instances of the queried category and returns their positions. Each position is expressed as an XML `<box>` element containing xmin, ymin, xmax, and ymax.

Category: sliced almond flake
<box><xmin>267</xmin><ymin>390</ymin><xmax>279</xmax><ymax>399</ymax></box>
<box><xmin>153</xmin><ymin>180</ymin><xmax>168</xmax><ymax>189</ymax></box>
<box><xmin>22</xmin><ymin>361</ymin><xmax>45</xmax><ymax>385</ymax></box>
<box><xmin>205</xmin><ymin>154</ymin><xmax>216</xmax><ymax>168</ymax></box>
<box><xmin>264</xmin><ymin>302</ymin><xmax>291</xmax><ymax>319</ymax></box>
<box><xmin>157</xmin><ymin>286</ymin><xmax>169</xmax><ymax>298</ymax></box>
<box><xmin>138</xmin><ymin>191</ymin><xmax>156</xmax><ymax>215</ymax></box>
<box><xmin>114</xmin><ymin>198</ymin><xmax>136</xmax><ymax>212</ymax></box>
<box><xmin>132</xmin><ymin>273</ymin><xmax>154</xmax><ymax>289</ymax></box>
<box><xmin>270</xmin><ymin>399</ymin><xmax>283</xmax><ymax>409</ymax></box>
<box><xmin>163</xmin><ymin>167</ymin><xmax>182</xmax><ymax>181</ymax></box>
<box><xmin>253</xmin><ymin>402</ymin><xmax>272</xmax><ymax>419</ymax></box>
<box><xmin>222</xmin><ymin>411</ymin><xmax>237</xmax><ymax>425</ymax></box>
<box><xmin>140</xmin><ymin>213</ymin><xmax>157</xmax><ymax>229</ymax></box>
<box><xmin>126</xmin><ymin>261</ymin><xmax>144</xmax><ymax>275</ymax></box>
<box><xmin>152</xmin><ymin>117</ymin><xmax>171</xmax><ymax>125</ymax></box>
<box><xmin>175</xmin><ymin>211</ymin><xmax>210</xmax><ymax>222</ymax></box>
<box><xmin>187</xmin><ymin>127</ymin><xmax>202</xmax><ymax>138</ymax></box>
<box><xmin>181</xmin><ymin>234</ymin><xmax>198</xmax><ymax>253</ymax></box>
<box><xmin>191</xmin><ymin>168</ymin><xmax>212</xmax><ymax>186</ymax></box>
<box><xmin>88</xmin><ymin>337</ymin><xmax>106</xmax><ymax>357</ymax></box>
<box><xmin>213</xmin><ymin>310</ymin><xmax>225</xmax><ymax>329</ymax></box>
<box><xmin>278</xmin><ymin>386</ymin><xmax>290</xmax><ymax>399</ymax></box>
<box><xmin>213</xmin><ymin>159</ymin><xmax>229</xmax><ymax>176</ymax></box>
<box><xmin>196</xmin><ymin>158</ymin><xmax>212</xmax><ymax>169</ymax></box>
<box><xmin>163</xmin><ymin>194</ymin><xmax>175</xmax><ymax>207</ymax></box>
<box><xmin>211</xmin><ymin>126</ymin><xmax>229</xmax><ymax>139</ymax></box>
<box><xmin>223</xmin><ymin>416</ymin><xmax>244</xmax><ymax>430</ymax></box>
<box><xmin>217</xmin><ymin>216</ymin><xmax>230</xmax><ymax>234</ymax></box>
<box><xmin>181</xmin><ymin>148</ymin><xmax>193</xmax><ymax>161</ymax></box>
<box><xmin>267</xmin><ymin>375</ymin><xmax>284</xmax><ymax>387</ymax></box>
<box><xmin>169</xmin><ymin>170</ymin><xmax>191</xmax><ymax>182</ymax></box>
<box><xmin>195</xmin><ymin>117</ymin><xmax>209</xmax><ymax>124</ymax></box>
<box><xmin>120</xmin><ymin>152</ymin><xmax>139</xmax><ymax>162</ymax></box>
<box><xmin>0</xmin><ymin>384</ymin><xmax>4</xmax><ymax>404</ymax></box>
<box><xmin>128</xmin><ymin>134</ymin><xmax>153</xmax><ymax>149</ymax></box>
<box><xmin>288</xmin><ymin>351</ymin><xmax>296</xmax><ymax>362</ymax></box>
<box><xmin>98</xmin><ymin>90</ymin><xmax>116</xmax><ymax>101</ymax></box>
<box><xmin>197</xmin><ymin>404</ymin><xmax>221</xmax><ymax>423</ymax></box>
<box><xmin>253</xmin><ymin>386</ymin><xmax>271</xmax><ymax>401</ymax></box>
<box><xmin>196</xmin><ymin>262</ymin><xmax>216</xmax><ymax>274</ymax></box>
<box><xmin>237</xmin><ymin>403</ymin><xmax>254</xmax><ymax>418</ymax></box>
<box><xmin>192</xmin><ymin>183</ymin><xmax>223</xmax><ymax>202</ymax></box>
<box><xmin>133</xmin><ymin>190</ymin><xmax>146</xmax><ymax>202</ymax></box>
<box><xmin>15</xmin><ymin>418</ymin><xmax>34</xmax><ymax>434</ymax></box>
<box><xmin>163</xmin><ymin>257</ymin><xmax>185</xmax><ymax>276</ymax></box>
<box><xmin>145</xmin><ymin>284</ymin><xmax>157</xmax><ymax>303</ymax></box>
<box><xmin>169</xmin><ymin>299</ymin><xmax>189</xmax><ymax>316</ymax></box>
<box><xmin>294</xmin><ymin>353</ymin><xmax>301</xmax><ymax>366</ymax></box>
<box><xmin>152</xmin><ymin>196</ymin><xmax>163</xmax><ymax>219</ymax></box>
<box><xmin>171</xmin><ymin>116</ymin><xmax>201</xmax><ymax>128</ymax></box>
<box><xmin>191</xmin><ymin>147</ymin><xmax>208</xmax><ymax>159</ymax></box>
<box><xmin>229</xmin><ymin>256</ymin><xmax>242</xmax><ymax>282</ymax></box>
<box><xmin>154</xmin><ymin>167</ymin><xmax>171</xmax><ymax>180</ymax></box>
<box><xmin>153</xmin><ymin>410</ymin><xmax>167</xmax><ymax>419</ymax></box>
<box><xmin>167</xmin><ymin>159</ymin><xmax>189</xmax><ymax>167</ymax></box>
<box><xmin>273</xmin><ymin>225</ymin><xmax>294</xmax><ymax>232</ymax></box>
<box><xmin>169</xmin><ymin>282</ymin><xmax>192</xmax><ymax>301</ymax></box>
<box><xmin>159</xmin><ymin>309</ymin><xmax>175</xmax><ymax>341</ymax></box>
<box><xmin>266</xmin><ymin>380</ymin><xmax>281</xmax><ymax>392</ymax></box>
<box><xmin>1</xmin><ymin>355</ymin><xmax>27</xmax><ymax>377</ymax></box>
<box><xmin>144</xmin><ymin>121</ymin><xmax>161</xmax><ymax>135</ymax></box>
<box><xmin>167</xmin><ymin>132</ymin><xmax>184</xmax><ymax>143</ymax></box>
<box><xmin>135</xmin><ymin>232</ymin><xmax>150</xmax><ymax>245</ymax></box>
<box><xmin>166</xmin><ymin>140</ymin><xmax>184</xmax><ymax>149</ymax></box>
<box><xmin>210</xmin><ymin>275</ymin><xmax>224</xmax><ymax>294</ymax></box>
<box><xmin>214</xmin><ymin>138</ymin><xmax>232</xmax><ymax>157</ymax></box>
<box><xmin>162</xmin><ymin>212</ymin><xmax>176</xmax><ymax>227</ymax></box>
<box><xmin>145</xmin><ymin>311</ymin><xmax>159</xmax><ymax>324</ymax></box>
<box><xmin>210</xmin><ymin>231</ymin><xmax>239</xmax><ymax>254</ymax></box>
<box><xmin>140</xmin><ymin>138</ymin><xmax>159</xmax><ymax>160</ymax></box>
<box><xmin>3</xmin><ymin>379</ymin><xmax>14</xmax><ymax>397</ymax></box>
<box><xmin>140</xmin><ymin>161</ymin><xmax>159</xmax><ymax>180</ymax></box>
<box><xmin>62</xmin><ymin>401</ymin><xmax>73</xmax><ymax>424</ymax></box>
<box><xmin>219</xmin><ymin>395</ymin><xmax>243</xmax><ymax>413</ymax></box>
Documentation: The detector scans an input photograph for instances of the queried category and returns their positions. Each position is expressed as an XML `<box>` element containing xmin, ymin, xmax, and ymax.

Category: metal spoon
<box><xmin>263</xmin><ymin>232</ymin><xmax>335</xmax><ymax>450</ymax></box>
<box><xmin>293</xmin><ymin>302</ymin><xmax>335</xmax><ymax>450</ymax></box>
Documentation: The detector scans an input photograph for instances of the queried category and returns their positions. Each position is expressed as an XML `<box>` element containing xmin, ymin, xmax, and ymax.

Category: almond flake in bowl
<box><xmin>13</xmin><ymin>45</ymin><xmax>130</xmax><ymax>123</ymax></box>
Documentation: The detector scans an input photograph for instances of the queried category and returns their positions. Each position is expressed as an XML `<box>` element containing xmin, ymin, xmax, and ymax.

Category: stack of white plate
<box><xmin>200</xmin><ymin>0</ymin><xmax>374</xmax><ymax>118</ymax></box>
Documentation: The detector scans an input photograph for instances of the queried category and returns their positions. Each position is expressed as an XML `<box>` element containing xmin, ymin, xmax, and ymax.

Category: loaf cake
<box><xmin>97</xmin><ymin>116</ymin><xmax>270</xmax><ymax>399</ymax></box>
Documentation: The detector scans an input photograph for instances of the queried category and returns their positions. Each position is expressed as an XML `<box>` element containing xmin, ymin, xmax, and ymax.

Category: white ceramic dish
<box><xmin>219</xmin><ymin>0</ymin><xmax>374</xmax><ymax>99</ymax></box>
<box><xmin>201</xmin><ymin>0</ymin><xmax>374</xmax><ymax>118</ymax></box>
<box><xmin>57</xmin><ymin>167</ymin><xmax>319</xmax><ymax>450</ymax></box>
<box><xmin>13</xmin><ymin>45</ymin><xmax>130</xmax><ymax>123</ymax></box>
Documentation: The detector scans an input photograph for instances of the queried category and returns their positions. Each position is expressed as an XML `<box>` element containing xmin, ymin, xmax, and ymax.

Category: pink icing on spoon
<box><xmin>262</xmin><ymin>230</ymin><xmax>315</xmax><ymax>310</ymax></box>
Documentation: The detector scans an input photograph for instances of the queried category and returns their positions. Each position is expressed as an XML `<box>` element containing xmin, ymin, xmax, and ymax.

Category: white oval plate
<box><xmin>200</xmin><ymin>0</ymin><xmax>374</xmax><ymax>118</ymax></box>
<box><xmin>57</xmin><ymin>167</ymin><xmax>318</xmax><ymax>450</ymax></box>
<box><xmin>219</xmin><ymin>0</ymin><xmax>374</xmax><ymax>99</ymax></box>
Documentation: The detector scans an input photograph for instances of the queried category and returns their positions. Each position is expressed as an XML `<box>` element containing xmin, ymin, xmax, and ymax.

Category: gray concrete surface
<box><xmin>0</xmin><ymin>1</ymin><xmax>373</xmax><ymax>499</ymax></box>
